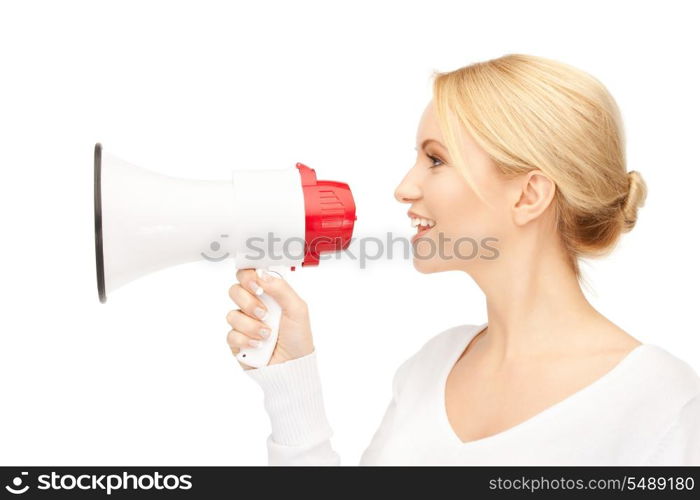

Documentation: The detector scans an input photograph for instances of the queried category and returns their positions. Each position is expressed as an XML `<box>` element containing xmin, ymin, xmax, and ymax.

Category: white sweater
<box><xmin>245</xmin><ymin>324</ymin><xmax>700</xmax><ymax>465</ymax></box>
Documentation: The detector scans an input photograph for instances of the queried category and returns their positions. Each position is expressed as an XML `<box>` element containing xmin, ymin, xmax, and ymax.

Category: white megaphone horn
<box><xmin>93</xmin><ymin>143</ymin><xmax>356</xmax><ymax>367</ymax></box>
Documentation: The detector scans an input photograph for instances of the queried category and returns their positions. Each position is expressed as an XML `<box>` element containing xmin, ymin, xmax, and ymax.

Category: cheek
<box><xmin>426</xmin><ymin>172</ymin><xmax>500</xmax><ymax>240</ymax></box>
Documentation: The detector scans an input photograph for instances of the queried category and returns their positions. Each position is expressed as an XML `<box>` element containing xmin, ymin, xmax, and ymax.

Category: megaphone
<box><xmin>93</xmin><ymin>143</ymin><xmax>356</xmax><ymax>367</ymax></box>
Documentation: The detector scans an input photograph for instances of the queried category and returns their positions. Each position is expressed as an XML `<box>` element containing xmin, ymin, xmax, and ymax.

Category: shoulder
<box><xmin>623</xmin><ymin>345</ymin><xmax>700</xmax><ymax>443</ymax></box>
<box><xmin>644</xmin><ymin>390</ymin><xmax>700</xmax><ymax>465</ymax></box>
<box><xmin>390</xmin><ymin>323</ymin><xmax>485</xmax><ymax>397</ymax></box>
<box><xmin>636</xmin><ymin>344</ymin><xmax>700</xmax><ymax>401</ymax></box>
<box><xmin>617</xmin><ymin>345</ymin><xmax>700</xmax><ymax>464</ymax></box>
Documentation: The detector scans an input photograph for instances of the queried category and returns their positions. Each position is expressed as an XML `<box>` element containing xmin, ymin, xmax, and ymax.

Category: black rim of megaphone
<box><xmin>94</xmin><ymin>142</ymin><xmax>107</xmax><ymax>303</ymax></box>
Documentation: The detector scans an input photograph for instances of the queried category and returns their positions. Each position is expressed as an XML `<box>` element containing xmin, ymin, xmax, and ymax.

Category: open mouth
<box><xmin>409</xmin><ymin>214</ymin><xmax>436</xmax><ymax>241</ymax></box>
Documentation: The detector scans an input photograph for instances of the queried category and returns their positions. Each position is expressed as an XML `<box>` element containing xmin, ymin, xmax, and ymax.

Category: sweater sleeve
<box><xmin>359</xmin><ymin>353</ymin><xmax>416</xmax><ymax>465</ymax></box>
<box><xmin>245</xmin><ymin>350</ymin><xmax>340</xmax><ymax>465</ymax></box>
<box><xmin>645</xmin><ymin>393</ymin><xmax>700</xmax><ymax>465</ymax></box>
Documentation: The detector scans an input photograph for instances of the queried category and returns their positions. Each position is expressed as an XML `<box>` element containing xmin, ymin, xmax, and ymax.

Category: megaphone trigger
<box><xmin>255</xmin><ymin>268</ymin><xmax>285</xmax><ymax>284</ymax></box>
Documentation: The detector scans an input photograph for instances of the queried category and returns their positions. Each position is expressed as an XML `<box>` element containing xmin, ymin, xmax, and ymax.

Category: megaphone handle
<box><xmin>235</xmin><ymin>268</ymin><xmax>285</xmax><ymax>368</ymax></box>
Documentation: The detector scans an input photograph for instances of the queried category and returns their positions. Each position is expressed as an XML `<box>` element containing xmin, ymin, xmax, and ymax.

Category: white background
<box><xmin>1</xmin><ymin>0</ymin><xmax>698</xmax><ymax>465</ymax></box>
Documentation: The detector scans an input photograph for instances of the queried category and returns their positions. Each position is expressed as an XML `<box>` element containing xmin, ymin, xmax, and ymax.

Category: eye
<box><xmin>427</xmin><ymin>154</ymin><xmax>444</xmax><ymax>168</ymax></box>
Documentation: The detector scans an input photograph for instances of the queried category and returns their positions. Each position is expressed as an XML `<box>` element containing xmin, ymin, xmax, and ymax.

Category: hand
<box><xmin>226</xmin><ymin>269</ymin><xmax>315</xmax><ymax>370</ymax></box>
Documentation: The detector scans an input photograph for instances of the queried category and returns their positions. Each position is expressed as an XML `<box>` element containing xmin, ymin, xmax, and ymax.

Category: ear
<box><xmin>512</xmin><ymin>170</ymin><xmax>556</xmax><ymax>226</ymax></box>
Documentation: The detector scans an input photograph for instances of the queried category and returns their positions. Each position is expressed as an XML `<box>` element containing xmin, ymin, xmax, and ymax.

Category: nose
<box><xmin>394</xmin><ymin>172</ymin><xmax>421</xmax><ymax>204</ymax></box>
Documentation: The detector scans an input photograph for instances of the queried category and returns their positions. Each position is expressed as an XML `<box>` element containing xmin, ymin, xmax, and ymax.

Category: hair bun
<box><xmin>621</xmin><ymin>170</ymin><xmax>647</xmax><ymax>232</ymax></box>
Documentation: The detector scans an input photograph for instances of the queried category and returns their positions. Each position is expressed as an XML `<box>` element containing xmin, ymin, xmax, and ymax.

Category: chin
<box><xmin>411</xmin><ymin>237</ymin><xmax>439</xmax><ymax>273</ymax></box>
<box><xmin>412</xmin><ymin>256</ymin><xmax>466</xmax><ymax>274</ymax></box>
<box><xmin>412</xmin><ymin>251</ymin><xmax>458</xmax><ymax>273</ymax></box>
<box><xmin>412</xmin><ymin>257</ymin><xmax>436</xmax><ymax>273</ymax></box>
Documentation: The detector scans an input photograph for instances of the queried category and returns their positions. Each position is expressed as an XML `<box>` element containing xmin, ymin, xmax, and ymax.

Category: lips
<box><xmin>408</xmin><ymin>210</ymin><xmax>436</xmax><ymax>242</ymax></box>
<box><xmin>412</xmin><ymin>225</ymin><xmax>433</xmax><ymax>242</ymax></box>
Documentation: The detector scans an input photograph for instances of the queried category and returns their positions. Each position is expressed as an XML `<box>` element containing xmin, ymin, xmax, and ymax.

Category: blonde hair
<box><xmin>432</xmin><ymin>54</ymin><xmax>647</xmax><ymax>278</ymax></box>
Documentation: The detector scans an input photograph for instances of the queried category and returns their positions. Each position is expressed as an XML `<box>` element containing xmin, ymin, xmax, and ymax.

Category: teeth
<box><xmin>410</xmin><ymin>216</ymin><xmax>436</xmax><ymax>228</ymax></box>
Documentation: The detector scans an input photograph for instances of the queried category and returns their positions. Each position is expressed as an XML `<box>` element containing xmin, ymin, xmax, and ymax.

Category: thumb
<box><xmin>257</xmin><ymin>270</ymin><xmax>307</xmax><ymax>316</ymax></box>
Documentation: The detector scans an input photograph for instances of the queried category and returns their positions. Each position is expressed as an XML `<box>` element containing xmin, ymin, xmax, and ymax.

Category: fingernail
<box><xmin>248</xmin><ymin>339</ymin><xmax>262</xmax><ymax>348</ymax></box>
<box><xmin>254</xmin><ymin>307</ymin><xmax>267</xmax><ymax>320</ymax></box>
<box><xmin>249</xmin><ymin>281</ymin><xmax>263</xmax><ymax>296</ymax></box>
<box><xmin>259</xmin><ymin>328</ymin><xmax>271</xmax><ymax>339</ymax></box>
<box><xmin>259</xmin><ymin>270</ymin><xmax>273</xmax><ymax>282</ymax></box>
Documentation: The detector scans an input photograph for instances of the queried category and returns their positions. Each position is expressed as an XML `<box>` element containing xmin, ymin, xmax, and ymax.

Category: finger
<box><xmin>227</xmin><ymin>329</ymin><xmax>264</xmax><ymax>350</ymax></box>
<box><xmin>228</xmin><ymin>284</ymin><xmax>267</xmax><ymax>319</ymax></box>
<box><xmin>226</xmin><ymin>310</ymin><xmax>271</xmax><ymax>340</ymax></box>
<box><xmin>235</xmin><ymin>268</ymin><xmax>263</xmax><ymax>296</ymax></box>
<box><xmin>257</xmin><ymin>270</ymin><xmax>307</xmax><ymax>315</ymax></box>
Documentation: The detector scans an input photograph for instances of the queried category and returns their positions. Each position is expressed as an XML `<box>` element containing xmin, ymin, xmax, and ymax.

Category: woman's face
<box><xmin>394</xmin><ymin>100</ymin><xmax>515</xmax><ymax>274</ymax></box>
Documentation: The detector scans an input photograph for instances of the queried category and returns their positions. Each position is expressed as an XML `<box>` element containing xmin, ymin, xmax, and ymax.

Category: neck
<box><xmin>469</xmin><ymin>238</ymin><xmax>600</xmax><ymax>362</ymax></box>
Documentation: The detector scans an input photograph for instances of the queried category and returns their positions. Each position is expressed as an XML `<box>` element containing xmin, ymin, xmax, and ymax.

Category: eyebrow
<box><xmin>415</xmin><ymin>138</ymin><xmax>447</xmax><ymax>151</ymax></box>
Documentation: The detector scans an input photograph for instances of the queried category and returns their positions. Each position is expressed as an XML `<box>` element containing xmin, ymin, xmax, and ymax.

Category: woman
<box><xmin>225</xmin><ymin>54</ymin><xmax>700</xmax><ymax>465</ymax></box>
